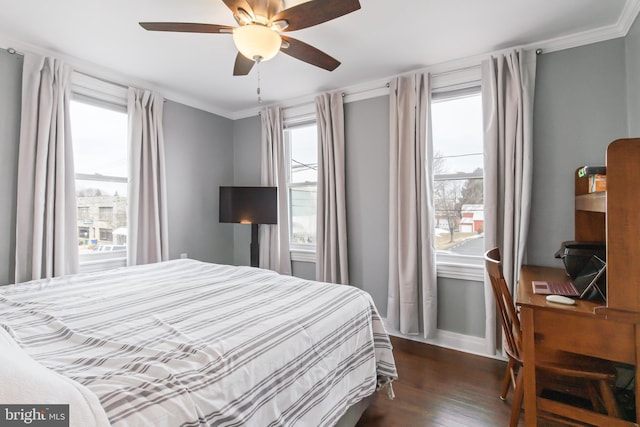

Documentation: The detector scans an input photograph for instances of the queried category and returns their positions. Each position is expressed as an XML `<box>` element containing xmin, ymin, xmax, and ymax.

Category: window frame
<box><xmin>283</xmin><ymin>113</ymin><xmax>318</xmax><ymax>262</ymax></box>
<box><xmin>431</xmin><ymin>83</ymin><xmax>485</xmax><ymax>281</ymax></box>
<box><xmin>70</xmin><ymin>72</ymin><xmax>128</xmax><ymax>272</ymax></box>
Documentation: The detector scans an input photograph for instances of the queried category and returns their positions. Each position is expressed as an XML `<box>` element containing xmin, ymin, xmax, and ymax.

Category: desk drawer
<box><xmin>533</xmin><ymin>309</ymin><xmax>636</xmax><ymax>364</ymax></box>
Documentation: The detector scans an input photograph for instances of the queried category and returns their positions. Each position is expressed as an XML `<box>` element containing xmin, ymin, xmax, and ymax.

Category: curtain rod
<box><xmin>340</xmin><ymin>62</ymin><xmax>483</xmax><ymax>98</ymax></box>
<box><xmin>342</xmin><ymin>82</ymin><xmax>390</xmax><ymax>98</ymax></box>
<box><xmin>5</xmin><ymin>47</ymin><xmax>24</xmax><ymax>56</ymax></box>
<box><xmin>256</xmin><ymin>45</ymin><xmax>545</xmax><ymax>114</ymax></box>
<box><xmin>3</xmin><ymin>47</ymin><xmax>129</xmax><ymax>91</ymax></box>
<box><xmin>341</xmin><ymin>62</ymin><xmax>487</xmax><ymax>98</ymax></box>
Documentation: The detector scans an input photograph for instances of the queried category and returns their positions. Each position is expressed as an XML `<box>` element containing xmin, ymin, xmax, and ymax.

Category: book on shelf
<box><xmin>578</xmin><ymin>165</ymin><xmax>607</xmax><ymax>193</ymax></box>
<box><xmin>589</xmin><ymin>174</ymin><xmax>606</xmax><ymax>193</ymax></box>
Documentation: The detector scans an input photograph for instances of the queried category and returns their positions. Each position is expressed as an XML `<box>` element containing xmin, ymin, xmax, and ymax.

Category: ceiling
<box><xmin>0</xmin><ymin>0</ymin><xmax>637</xmax><ymax>118</ymax></box>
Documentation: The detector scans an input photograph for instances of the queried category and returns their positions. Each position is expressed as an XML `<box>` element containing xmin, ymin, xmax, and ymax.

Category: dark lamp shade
<box><xmin>219</xmin><ymin>186</ymin><xmax>277</xmax><ymax>225</ymax></box>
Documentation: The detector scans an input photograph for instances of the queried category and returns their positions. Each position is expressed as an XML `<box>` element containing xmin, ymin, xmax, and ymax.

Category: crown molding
<box><xmin>620</xmin><ymin>0</ymin><xmax>640</xmax><ymax>34</ymax></box>
<box><xmin>230</xmin><ymin>76</ymin><xmax>392</xmax><ymax>120</ymax></box>
<box><xmin>0</xmin><ymin>33</ymin><xmax>236</xmax><ymax>120</ymax></box>
<box><xmin>522</xmin><ymin>0</ymin><xmax>640</xmax><ymax>54</ymax></box>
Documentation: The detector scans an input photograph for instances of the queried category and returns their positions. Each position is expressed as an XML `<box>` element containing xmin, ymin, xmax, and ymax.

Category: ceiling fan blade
<box><xmin>280</xmin><ymin>36</ymin><xmax>340</xmax><ymax>71</ymax></box>
<box><xmin>272</xmin><ymin>0</ymin><xmax>361</xmax><ymax>32</ymax></box>
<box><xmin>139</xmin><ymin>22</ymin><xmax>234</xmax><ymax>33</ymax></box>
<box><xmin>233</xmin><ymin>53</ymin><xmax>255</xmax><ymax>76</ymax></box>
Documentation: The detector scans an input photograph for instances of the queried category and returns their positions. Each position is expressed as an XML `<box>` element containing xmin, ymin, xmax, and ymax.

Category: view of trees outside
<box><xmin>286</xmin><ymin>123</ymin><xmax>317</xmax><ymax>246</ymax></box>
<box><xmin>70</xmin><ymin>100</ymin><xmax>128</xmax><ymax>255</ymax></box>
<box><xmin>431</xmin><ymin>92</ymin><xmax>484</xmax><ymax>255</ymax></box>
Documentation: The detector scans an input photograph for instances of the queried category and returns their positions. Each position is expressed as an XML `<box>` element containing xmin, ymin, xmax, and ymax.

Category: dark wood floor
<box><xmin>356</xmin><ymin>335</ymin><xmax>524</xmax><ymax>427</ymax></box>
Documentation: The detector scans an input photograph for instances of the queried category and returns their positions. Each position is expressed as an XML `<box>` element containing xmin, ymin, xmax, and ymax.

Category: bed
<box><xmin>0</xmin><ymin>259</ymin><xmax>397</xmax><ymax>426</ymax></box>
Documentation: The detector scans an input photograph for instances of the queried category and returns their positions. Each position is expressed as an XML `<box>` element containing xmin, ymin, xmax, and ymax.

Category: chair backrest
<box><xmin>484</xmin><ymin>248</ymin><xmax>522</xmax><ymax>362</ymax></box>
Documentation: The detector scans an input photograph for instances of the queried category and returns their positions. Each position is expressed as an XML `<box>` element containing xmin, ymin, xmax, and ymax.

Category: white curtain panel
<box><xmin>387</xmin><ymin>73</ymin><xmax>437</xmax><ymax>338</ymax></box>
<box><xmin>315</xmin><ymin>92</ymin><xmax>349</xmax><ymax>284</ymax></box>
<box><xmin>127</xmin><ymin>88</ymin><xmax>169</xmax><ymax>266</ymax></box>
<box><xmin>260</xmin><ymin>106</ymin><xmax>291</xmax><ymax>275</ymax></box>
<box><xmin>15</xmin><ymin>53</ymin><xmax>78</xmax><ymax>283</ymax></box>
<box><xmin>482</xmin><ymin>49</ymin><xmax>537</xmax><ymax>355</ymax></box>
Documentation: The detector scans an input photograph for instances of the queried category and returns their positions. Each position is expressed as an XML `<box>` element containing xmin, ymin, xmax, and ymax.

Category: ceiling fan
<box><xmin>139</xmin><ymin>0</ymin><xmax>361</xmax><ymax>76</ymax></box>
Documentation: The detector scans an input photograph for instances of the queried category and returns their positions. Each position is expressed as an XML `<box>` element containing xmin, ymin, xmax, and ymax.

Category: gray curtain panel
<box><xmin>127</xmin><ymin>88</ymin><xmax>169</xmax><ymax>266</ymax></box>
<box><xmin>260</xmin><ymin>106</ymin><xmax>291</xmax><ymax>274</ymax></box>
<box><xmin>315</xmin><ymin>92</ymin><xmax>349</xmax><ymax>284</ymax></box>
<box><xmin>387</xmin><ymin>73</ymin><xmax>437</xmax><ymax>338</ymax></box>
<box><xmin>482</xmin><ymin>49</ymin><xmax>536</xmax><ymax>355</ymax></box>
<box><xmin>15</xmin><ymin>53</ymin><xmax>79</xmax><ymax>283</ymax></box>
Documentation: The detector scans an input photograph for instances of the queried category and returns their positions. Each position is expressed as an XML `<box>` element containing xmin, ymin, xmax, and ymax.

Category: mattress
<box><xmin>0</xmin><ymin>259</ymin><xmax>397</xmax><ymax>426</ymax></box>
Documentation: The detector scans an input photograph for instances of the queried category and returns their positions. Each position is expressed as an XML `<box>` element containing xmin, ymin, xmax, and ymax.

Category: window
<box><xmin>431</xmin><ymin>88</ymin><xmax>484</xmax><ymax>271</ymax></box>
<box><xmin>78</xmin><ymin>206</ymin><xmax>89</xmax><ymax>220</ymax></box>
<box><xmin>70</xmin><ymin>99</ymin><xmax>128</xmax><ymax>263</ymax></box>
<box><xmin>284</xmin><ymin>121</ymin><xmax>318</xmax><ymax>253</ymax></box>
<box><xmin>99</xmin><ymin>228</ymin><xmax>113</xmax><ymax>242</ymax></box>
<box><xmin>78</xmin><ymin>226</ymin><xmax>90</xmax><ymax>239</ymax></box>
<box><xmin>98</xmin><ymin>206</ymin><xmax>113</xmax><ymax>221</ymax></box>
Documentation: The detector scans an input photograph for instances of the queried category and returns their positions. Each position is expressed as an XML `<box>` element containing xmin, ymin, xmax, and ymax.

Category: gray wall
<box><xmin>231</xmin><ymin>115</ymin><xmax>261</xmax><ymax>265</ymax></box>
<box><xmin>626</xmin><ymin>14</ymin><xmax>640</xmax><ymax>136</ymax></box>
<box><xmin>527</xmin><ymin>38</ymin><xmax>628</xmax><ymax>266</ymax></box>
<box><xmin>0</xmin><ymin>50</ymin><xmax>21</xmax><ymax>285</ymax></box>
<box><xmin>345</xmin><ymin>96</ymin><xmax>390</xmax><ymax>313</ymax></box>
<box><xmin>437</xmin><ymin>277</ymin><xmax>485</xmax><ymax>337</ymax></box>
<box><xmin>164</xmin><ymin>101</ymin><xmax>235</xmax><ymax>265</ymax></box>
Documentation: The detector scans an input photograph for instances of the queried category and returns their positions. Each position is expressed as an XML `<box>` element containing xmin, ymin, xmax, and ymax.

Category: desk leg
<box><xmin>635</xmin><ymin>323</ymin><xmax>640</xmax><ymax>424</ymax></box>
<box><xmin>521</xmin><ymin>306</ymin><xmax>537</xmax><ymax>426</ymax></box>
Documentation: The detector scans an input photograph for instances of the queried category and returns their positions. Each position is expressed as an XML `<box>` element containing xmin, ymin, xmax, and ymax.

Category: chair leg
<box><xmin>510</xmin><ymin>368</ymin><xmax>525</xmax><ymax>427</ymax></box>
<box><xmin>598</xmin><ymin>380</ymin><xmax>621</xmax><ymax>418</ymax></box>
<box><xmin>501</xmin><ymin>358</ymin><xmax>515</xmax><ymax>400</ymax></box>
<box><xmin>586</xmin><ymin>381</ymin><xmax>605</xmax><ymax>413</ymax></box>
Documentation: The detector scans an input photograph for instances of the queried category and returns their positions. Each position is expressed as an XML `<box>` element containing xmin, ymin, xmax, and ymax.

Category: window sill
<box><xmin>436</xmin><ymin>252</ymin><xmax>484</xmax><ymax>281</ymax></box>
<box><xmin>288</xmin><ymin>251</ymin><xmax>484</xmax><ymax>279</ymax></box>
<box><xmin>79</xmin><ymin>252</ymin><xmax>127</xmax><ymax>274</ymax></box>
<box><xmin>290</xmin><ymin>249</ymin><xmax>316</xmax><ymax>263</ymax></box>
<box><xmin>437</xmin><ymin>262</ymin><xmax>484</xmax><ymax>281</ymax></box>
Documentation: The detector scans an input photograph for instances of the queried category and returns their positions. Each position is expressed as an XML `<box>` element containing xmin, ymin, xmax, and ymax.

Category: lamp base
<box><xmin>250</xmin><ymin>223</ymin><xmax>259</xmax><ymax>268</ymax></box>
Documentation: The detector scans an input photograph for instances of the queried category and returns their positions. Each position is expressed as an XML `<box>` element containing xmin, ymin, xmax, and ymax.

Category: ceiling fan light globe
<box><xmin>233</xmin><ymin>24</ymin><xmax>282</xmax><ymax>62</ymax></box>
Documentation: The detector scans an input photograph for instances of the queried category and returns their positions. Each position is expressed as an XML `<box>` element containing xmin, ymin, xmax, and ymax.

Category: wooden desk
<box><xmin>517</xmin><ymin>265</ymin><xmax>640</xmax><ymax>426</ymax></box>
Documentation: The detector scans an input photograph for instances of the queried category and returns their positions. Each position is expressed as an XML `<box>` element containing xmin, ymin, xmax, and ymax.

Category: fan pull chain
<box><xmin>256</xmin><ymin>59</ymin><xmax>262</xmax><ymax>104</ymax></box>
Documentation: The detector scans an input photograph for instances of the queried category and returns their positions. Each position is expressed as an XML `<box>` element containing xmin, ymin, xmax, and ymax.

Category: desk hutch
<box><xmin>518</xmin><ymin>138</ymin><xmax>640</xmax><ymax>426</ymax></box>
<box><xmin>575</xmin><ymin>139</ymin><xmax>640</xmax><ymax>317</ymax></box>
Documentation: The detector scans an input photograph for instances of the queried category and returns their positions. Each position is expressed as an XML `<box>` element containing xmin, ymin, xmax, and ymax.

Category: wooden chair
<box><xmin>484</xmin><ymin>248</ymin><xmax>620</xmax><ymax>426</ymax></box>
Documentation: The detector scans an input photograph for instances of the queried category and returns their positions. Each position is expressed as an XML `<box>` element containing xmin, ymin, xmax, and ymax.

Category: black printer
<box><xmin>555</xmin><ymin>241</ymin><xmax>606</xmax><ymax>299</ymax></box>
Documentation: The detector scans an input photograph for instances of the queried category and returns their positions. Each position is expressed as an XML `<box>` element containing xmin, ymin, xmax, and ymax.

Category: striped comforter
<box><xmin>0</xmin><ymin>259</ymin><xmax>397</xmax><ymax>426</ymax></box>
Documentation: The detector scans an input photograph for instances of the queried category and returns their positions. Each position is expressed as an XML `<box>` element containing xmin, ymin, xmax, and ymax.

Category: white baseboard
<box><xmin>383</xmin><ymin>317</ymin><xmax>506</xmax><ymax>361</ymax></box>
